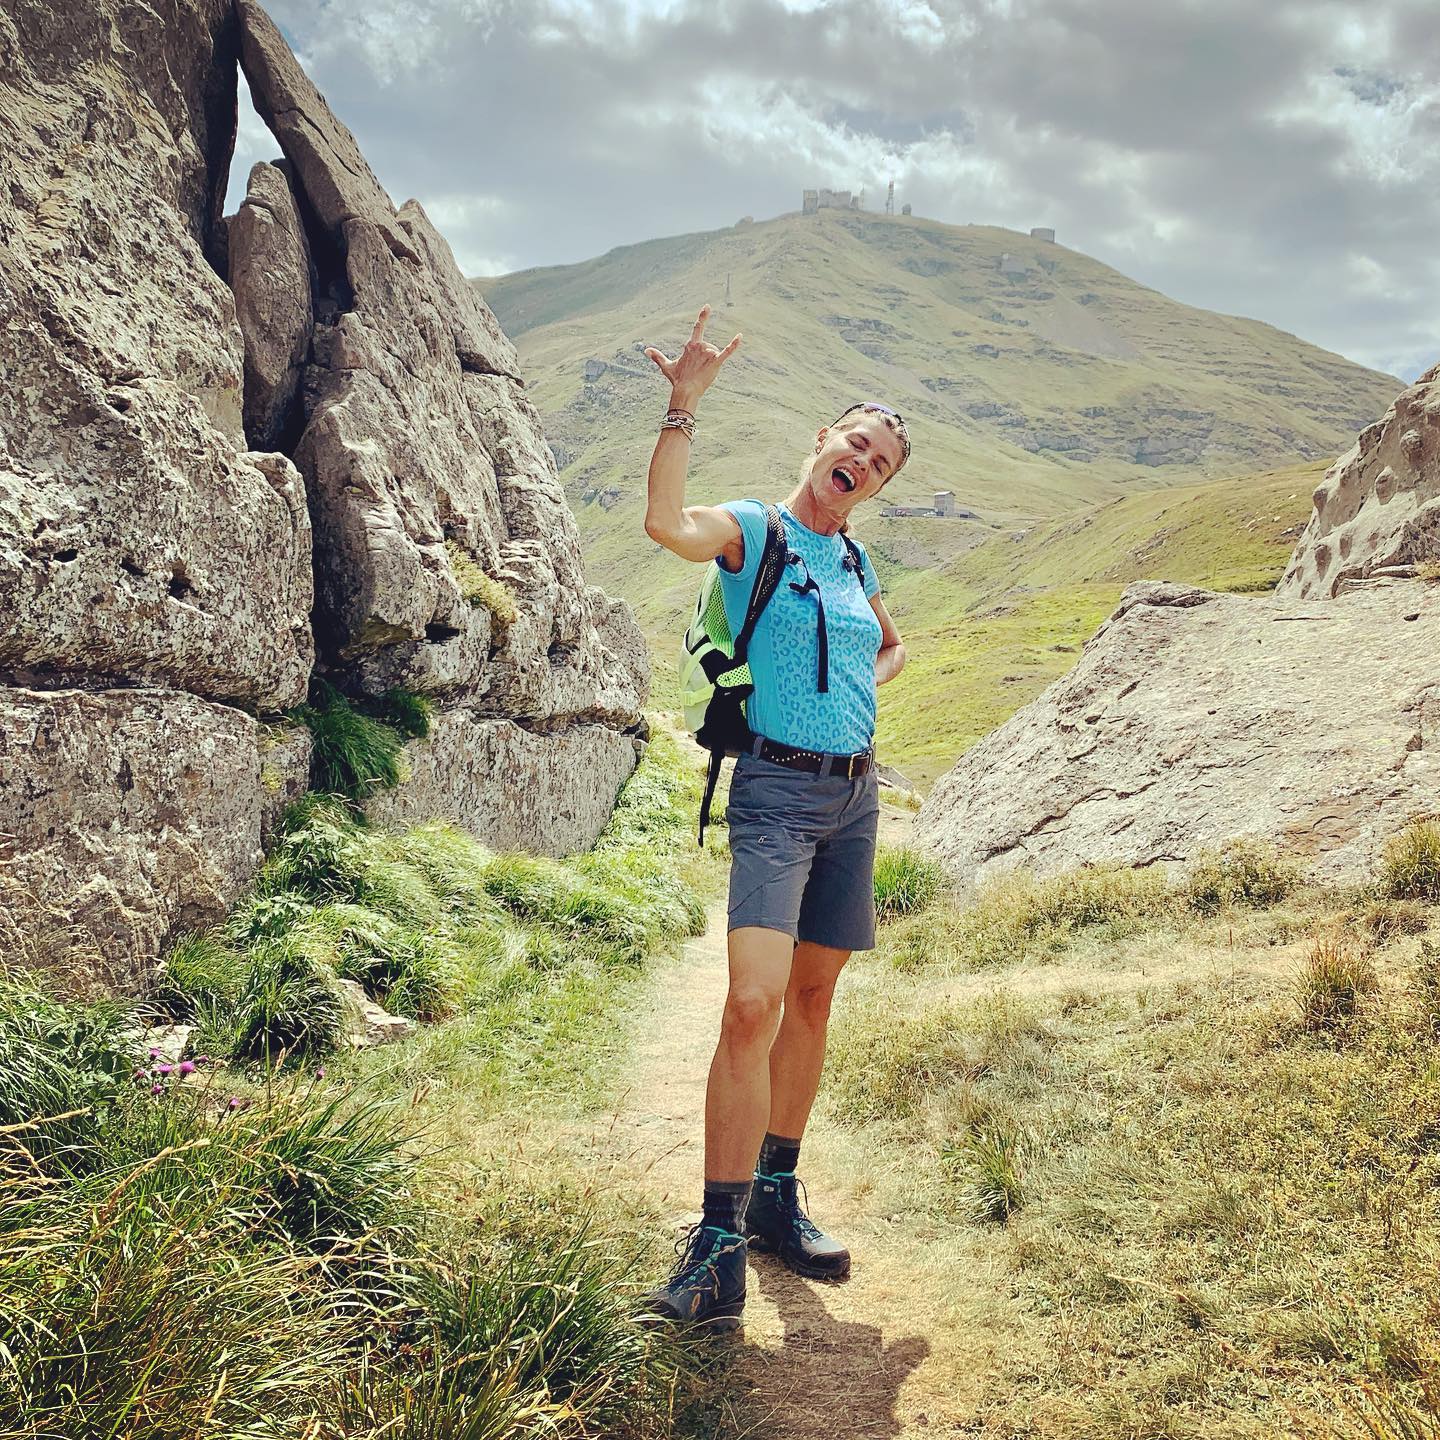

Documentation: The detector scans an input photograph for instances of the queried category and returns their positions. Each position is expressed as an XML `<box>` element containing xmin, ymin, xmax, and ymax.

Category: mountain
<box><xmin>477</xmin><ymin>209</ymin><xmax>1398</xmax><ymax>783</ymax></box>
<box><xmin>480</xmin><ymin>206</ymin><xmax>1395</xmax><ymax>526</ymax></box>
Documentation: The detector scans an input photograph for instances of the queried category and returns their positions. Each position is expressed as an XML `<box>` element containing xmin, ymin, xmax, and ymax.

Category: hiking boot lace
<box><xmin>774</xmin><ymin>1174</ymin><xmax>825</xmax><ymax>1243</ymax></box>
<box><xmin>666</xmin><ymin>1222</ymin><xmax>726</xmax><ymax>1286</ymax></box>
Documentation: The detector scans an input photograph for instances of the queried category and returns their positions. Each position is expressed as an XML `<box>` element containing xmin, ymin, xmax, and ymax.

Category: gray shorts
<box><xmin>724</xmin><ymin>749</ymin><xmax>880</xmax><ymax>952</ymax></box>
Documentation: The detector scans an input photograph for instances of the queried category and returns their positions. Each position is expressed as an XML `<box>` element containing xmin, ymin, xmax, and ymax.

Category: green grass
<box><xmin>0</xmin><ymin>726</ymin><xmax>727</xmax><ymax>1440</ymax></box>
<box><xmin>1381</xmin><ymin>818</ymin><xmax>1440</xmax><ymax>902</ymax></box>
<box><xmin>0</xmin><ymin>1006</ymin><xmax>701</xmax><ymax>1440</ymax></box>
<box><xmin>876</xmin><ymin>839</ymin><xmax>1302</xmax><ymax>974</ymax></box>
<box><xmin>154</xmin><ymin>727</ymin><xmax>712</xmax><ymax>1083</ymax></box>
<box><xmin>874</xmin><ymin>844</ymin><xmax>946</xmax><ymax>919</ymax></box>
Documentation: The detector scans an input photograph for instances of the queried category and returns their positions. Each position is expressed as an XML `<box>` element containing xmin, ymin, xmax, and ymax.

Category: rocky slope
<box><xmin>916</xmin><ymin>366</ymin><xmax>1440</xmax><ymax>889</ymax></box>
<box><xmin>0</xmin><ymin>0</ymin><xmax>646</xmax><ymax>990</ymax></box>
<box><xmin>1279</xmin><ymin>363</ymin><xmax>1440</xmax><ymax>599</ymax></box>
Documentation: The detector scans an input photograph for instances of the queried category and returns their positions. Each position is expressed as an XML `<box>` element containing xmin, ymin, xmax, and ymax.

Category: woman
<box><xmin>639</xmin><ymin>305</ymin><xmax>909</xmax><ymax>1329</ymax></box>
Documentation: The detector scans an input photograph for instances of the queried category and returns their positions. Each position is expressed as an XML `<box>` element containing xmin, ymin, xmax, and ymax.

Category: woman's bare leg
<box><xmin>704</xmin><ymin>925</ymin><xmax>795</xmax><ymax>1180</ymax></box>
<box><xmin>767</xmin><ymin>939</ymin><xmax>850</xmax><ymax>1140</ymax></box>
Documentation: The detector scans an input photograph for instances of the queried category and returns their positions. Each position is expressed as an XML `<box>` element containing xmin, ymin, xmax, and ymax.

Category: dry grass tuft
<box><xmin>1294</xmin><ymin>935</ymin><xmax>1380</xmax><ymax>1030</ymax></box>
<box><xmin>1381</xmin><ymin>819</ymin><xmax>1440</xmax><ymax>903</ymax></box>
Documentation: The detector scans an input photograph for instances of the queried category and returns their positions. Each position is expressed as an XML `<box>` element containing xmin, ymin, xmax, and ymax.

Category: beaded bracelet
<box><xmin>660</xmin><ymin>408</ymin><xmax>696</xmax><ymax>442</ymax></box>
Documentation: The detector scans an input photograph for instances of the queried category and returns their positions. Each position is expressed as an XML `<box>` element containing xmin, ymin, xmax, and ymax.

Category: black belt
<box><xmin>753</xmin><ymin>737</ymin><xmax>873</xmax><ymax>778</ymax></box>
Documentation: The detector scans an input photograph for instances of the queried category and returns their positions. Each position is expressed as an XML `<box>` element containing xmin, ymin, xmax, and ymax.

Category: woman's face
<box><xmin>806</xmin><ymin>413</ymin><xmax>907</xmax><ymax>518</ymax></box>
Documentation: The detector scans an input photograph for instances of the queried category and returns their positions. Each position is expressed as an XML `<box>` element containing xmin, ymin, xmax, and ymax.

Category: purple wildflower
<box><xmin>151</xmin><ymin>1083</ymin><xmax>164</xmax><ymax>1095</ymax></box>
<box><xmin>148</xmin><ymin>1047</ymin><xmax>161</xmax><ymax>1059</ymax></box>
<box><xmin>314</xmin><ymin>1067</ymin><xmax>326</xmax><ymax>1080</ymax></box>
<box><xmin>227</xmin><ymin>1097</ymin><xmax>242</xmax><ymax>1110</ymax></box>
<box><xmin>154</xmin><ymin>1064</ymin><xmax>174</xmax><ymax>1077</ymax></box>
<box><xmin>177</xmin><ymin>1060</ymin><xmax>196</xmax><ymax>1076</ymax></box>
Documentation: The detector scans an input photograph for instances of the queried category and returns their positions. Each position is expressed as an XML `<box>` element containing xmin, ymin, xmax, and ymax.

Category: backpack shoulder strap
<box><xmin>731</xmin><ymin>503</ymin><xmax>787</xmax><ymax>664</ymax></box>
<box><xmin>840</xmin><ymin>531</ymin><xmax>868</xmax><ymax>590</ymax></box>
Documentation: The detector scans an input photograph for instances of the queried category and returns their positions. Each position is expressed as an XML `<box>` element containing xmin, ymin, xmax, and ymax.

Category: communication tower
<box><xmin>885</xmin><ymin>179</ymin><xmax>895</xmax><ymax>216</ymax></box>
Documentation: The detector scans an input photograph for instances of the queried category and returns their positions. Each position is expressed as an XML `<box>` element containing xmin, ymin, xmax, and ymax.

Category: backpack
<box><xmin>678</xmin><ymin>503</ymin><xmax>869</xmax><ymax>845</ymax></box>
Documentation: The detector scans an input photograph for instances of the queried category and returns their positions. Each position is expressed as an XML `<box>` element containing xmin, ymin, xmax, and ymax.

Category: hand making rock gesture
<box><xmin>644</xmin><ymin>304</ymin><xmax>741</xmax><ymax>411</ymax></box>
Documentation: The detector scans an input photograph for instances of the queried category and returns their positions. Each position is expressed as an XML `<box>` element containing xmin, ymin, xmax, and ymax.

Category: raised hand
<box><xmin>644</xmin><ymin>304</ymin><xmax>742</xmax><ymax>410</ymax></box>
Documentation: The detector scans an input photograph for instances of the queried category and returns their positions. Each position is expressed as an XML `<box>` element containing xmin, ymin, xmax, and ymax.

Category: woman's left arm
<box><xmin>871</xmin><ymin>595</ymin><xmax>906</xmax><ymax>686</ymax></box>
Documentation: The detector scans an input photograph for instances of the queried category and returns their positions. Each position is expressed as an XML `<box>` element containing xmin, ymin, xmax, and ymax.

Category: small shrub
<box><xmin>1413</xmin><ymin>939</ymin><xmax>1440</xmax><ymax>1034</ymax></box>
<box><xmin>369</xmin><ymin>687</ymin><xmax>435</xmax><ymax>740</ymax></box>
<box><xmin>1355</xmin><ymin>897</ymin><xmax>1432</xmax><ymax>945</ymax></box>
<box><xmin>873</xmin><ymin>845</ymin><xmax>944</xmax><ymax>919</ymax></box>
<box><xmin>1417</xmin><ymin>560</ymin><xmax>1440</xmax><ymax>584</ymax></box>
<box><xmin>1294</xmin><ymin>936</ymin><xmax>1379</xmax><ymax>1031</ymax></box>
<box><xmin>231</xmin><ymin>1091</ymin><xmax>415</xmax><ymax>1248</ymax></box>
<box><xmin>1183</xmin><ymin>838</ymin><xmax>1297</xmax><ymax>914</ymax></box>
<box><xmin>0</xmin><ymin>973</ymin><xmax>133</xmax><ymax>1157</ymax></box>
<box><xmin>1381</xmin><ymin>819</ymin><xmax>1440</xmax><ymax>902</ymax></box>
<box><xmin>230</xmin><ymin>937</ymin><xmax>346</xmax><ymax>1061</ymax></box>
<box><xmin>152</xmin><ymin>930</ymin><xmax>248</xmax><ymax>1024</ymax></box>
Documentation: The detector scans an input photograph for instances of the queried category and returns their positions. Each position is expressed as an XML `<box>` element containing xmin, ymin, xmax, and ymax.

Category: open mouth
<box><xmin>831</xmin><ymin>466</ymin><xmax>858</xmax><ymax>494</ymax></box>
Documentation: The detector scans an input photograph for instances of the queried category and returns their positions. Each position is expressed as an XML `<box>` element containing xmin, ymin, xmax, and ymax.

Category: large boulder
<box><xmin>0</xmin><ymin>0</ymin><xmax>649</xmax><ymax>991</ymax></box>
<box><xmin>0</xmin><ymin>0</ymin><xmax>314</xmax><ymax>709</ymax></box>
<box><xmin>0</xmin><ymin>687</ymin><xmax>310</xmax><ymax>994</ymax></box>
<box><xmin>915</xmin><ymin>580</ymin><xmax>1440</xmax><ymax>890</ymax></box>
<box><xmin>1279</xmin><ymin>364</ymin><xmax>1440</xmax><ymax>599</ymax></box>
<box><xmin>235</xmin><ymin>0</ymin><xmax>646</xmax><ymax>722</ymax></box>
<box><xmin>363</xmin><ymin>714</ymin><xmax>642</xmax><ymax>858</ymax></box>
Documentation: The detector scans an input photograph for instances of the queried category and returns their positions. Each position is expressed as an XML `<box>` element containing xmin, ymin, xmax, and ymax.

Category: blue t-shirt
<box><xmin>716</xmin><ymin>499</ymin><xmax>883</xmax><ymax>754</ymax></box>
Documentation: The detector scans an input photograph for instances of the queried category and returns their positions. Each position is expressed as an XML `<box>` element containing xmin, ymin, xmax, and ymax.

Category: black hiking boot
<box><xmin>744</xmin><ymin>1171</ymin><xmax>851</xmax><ymax>1279</ymax></box>
<box><xmin>638</xmin><ymin>1224</ymin><xmax>747</xmax><ymax>1331</ymax></box>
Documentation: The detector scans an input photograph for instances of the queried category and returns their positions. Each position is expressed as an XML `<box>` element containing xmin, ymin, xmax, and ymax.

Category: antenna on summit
<box><xmin>886</xmin><ymin>179</ymin><xmax>895</xmax><ymax>216</ymax></box>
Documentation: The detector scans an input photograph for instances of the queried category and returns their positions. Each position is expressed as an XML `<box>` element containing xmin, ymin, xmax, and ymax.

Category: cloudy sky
<box><xmin>229</xmin><ymin>0</ymin><xmax>1440</xmax><ymax>381</ymax></box>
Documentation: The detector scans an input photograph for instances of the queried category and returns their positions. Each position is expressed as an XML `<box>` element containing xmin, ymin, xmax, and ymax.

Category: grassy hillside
<box><xmin>608</xmin><ymin>459</ymin><xmax>1320</xmax><ymax>791</ymax></box>
<box><xmin>479</xmin><ymin>208</ymin><xmax>1394</xmax><ymax>535</ymax></box>
<box><xmin>479</xmin><ymin>209</ymin><xmax>1390</xmax><ymax>788</ymax></box>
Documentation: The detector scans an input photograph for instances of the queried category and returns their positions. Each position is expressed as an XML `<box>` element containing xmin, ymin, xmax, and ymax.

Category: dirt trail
<box><xmin>604</xmin><ymin>902</ymin><xmax>969</xmax><ymax>1439</ymax></box>
<box><xmin>581</xmin><ymin>799</ymin><xmax>1325</xmax><ymax>1438</ymax></box>
<box><xmin>587</xmin><ymin>800</ymin><xmax>1006</xmax><ymax>1438</ymax></box>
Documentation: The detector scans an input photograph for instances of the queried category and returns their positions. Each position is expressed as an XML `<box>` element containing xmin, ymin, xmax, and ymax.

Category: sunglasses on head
<box><xmin>832</xmin><ymin>401</ymin><xmax>911</xmax><ymax>465</ymax></box>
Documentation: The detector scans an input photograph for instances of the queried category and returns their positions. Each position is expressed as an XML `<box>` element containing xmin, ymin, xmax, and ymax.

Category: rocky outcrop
<box><xmin>0</xmin><ymin>0</ymin><xmax>647</xmax><ymax>988</ymax></box>
<box><xmin>364</xmin><ymin>715</ymin><xmax>642</xmax><ymax>858</ymax></box>
<box><xmin>228</xmin><ymin>161</ymin><xmax>313</xmax><ymax>451</ymax></box>
<box><xmin>1279</xmin><ymin>364</ymin><xmax>1440</xmax><ymax>599</ymax></box>
<box><xmin>0</xmin><ymin>688</ymin><xmax>306</xmax><ymax>995</ymax></box>
<box><xmin>0</xmin><ymin>0</ymin><xmax>314</xmax><ymax>707</ymax></box>
<box><xmin>235</xmin><ymin>0</ymin><xmax>644</xmax><ymax>718</ymax></box>
<box><xmin>916</xmin><ymin>581</ymin><xmax>1440</xmax><ymax>891</ymax></box>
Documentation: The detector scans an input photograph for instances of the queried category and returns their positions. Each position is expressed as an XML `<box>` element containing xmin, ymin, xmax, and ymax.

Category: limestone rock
<box><xmin>144</xmin><ymin>1024</ymin><xmax>194</xmax><ymax>1064</ymax></box>
<box><xmin>0</xmin><ymin>687</ymin><xmax>292</xmax><ymax>993</ymax></box>
<box><xmin>228</xmin><ymin>161</ymin><xmax>313</xmax><ymax>451</ymax></box>
<box><xmin>0</xmin><ymin>0</ymin><xmax>314</xmax><ymax>708</ymax></box>
<box><xmin>363</xmin><ymin>714</ymin><xmax>643</xmax><ymax>858</ymax></box>
<box><xmin>256</xmin><ymin>720</ymin><xmax>314</xmax><ymax>842</ymax></box>
<box><xmin>1279</xmin><ymin>364</ymin><xmax>1440</xmax><ymax>599</ymax></box>
<box><xmin>336</xmin><ymin>979</ymin><xmax>415</xmax><ymax>1047</ymax></box>
<box><xmin>915</xmin><ymin>581</ymin><xmax>1440</xmax><ymax>891</ymax></box>
<box><xmin>397</xmin><ymin>199</ymin><xmax>520</xmax><ymax>381</ymax></box>
<box><xmin>237</xmin><ymin>0</ymin><xmax>645</xmax><ymax>725</ymax></box>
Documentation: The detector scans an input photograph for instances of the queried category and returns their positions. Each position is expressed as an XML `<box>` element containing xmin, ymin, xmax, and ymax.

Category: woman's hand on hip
<box><xmin>644</xmin><ymin>304</ymin><xmax>741</xmax><ymax>412</ymax></box>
